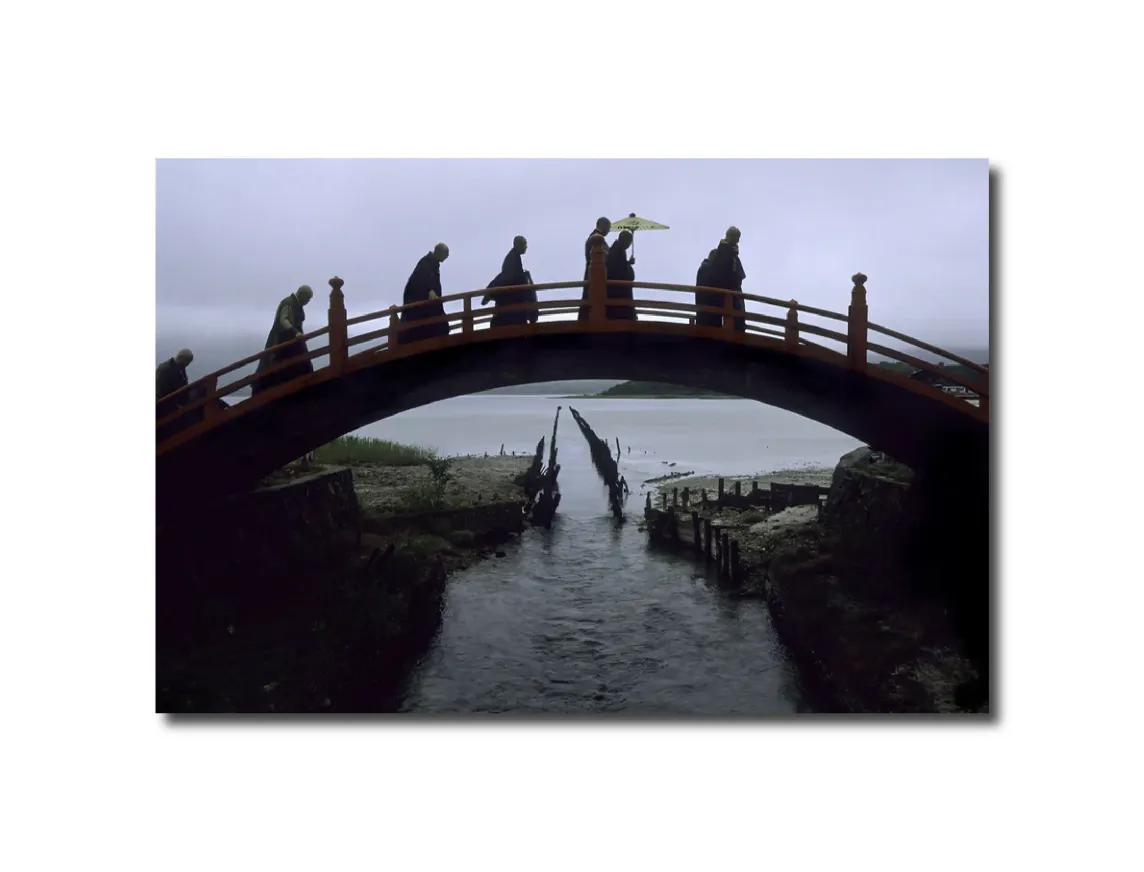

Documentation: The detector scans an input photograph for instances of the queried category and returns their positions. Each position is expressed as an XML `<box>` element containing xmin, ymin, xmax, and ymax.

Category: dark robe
<box><xmin>399</xmin><ymin>252</ymin><xmax>449</xmax><ymax>344</ymax></box>
<box><xmin>578</xmin><ymin>229</ymin><xmax>610</xmax><ymax>321</ymax></box>
<box><xmin>482</xmin><ymin>249</ymin><xmax>537</xmax><ymax>328</ymax></box>
<box><xmin>156</xmin><ymin>362</ymin><xmax>229</xmax><ymax>440</ymax></box>
<box><xmin>694</xmin><ymin>257</ymin><xmax>723</xmax><ymax>328</ymax></box>
<box><xmin>604</xmin><ymin>244</ymin><xmax>637</xmax><ymax>321</ymax></box>
<box><xmin>704</xmin><ymin>242</ymin><xmax>747</xmax><ymax>331</ymax></box>
<box><xmin>254</xmin><ymin>293</ymin><xmax>312</xmax><ymax>395</ymax></box>
<box><xmin>156</xmin><ymin>358</ymin><xmax>189</xmax><ymax>420</ymax></box>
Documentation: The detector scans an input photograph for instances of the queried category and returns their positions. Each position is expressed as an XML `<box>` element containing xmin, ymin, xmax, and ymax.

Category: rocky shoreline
<box><xmin>644</xmin><ymin>452</ymin><xmax>987</xmax><ymax>714</ymax></box>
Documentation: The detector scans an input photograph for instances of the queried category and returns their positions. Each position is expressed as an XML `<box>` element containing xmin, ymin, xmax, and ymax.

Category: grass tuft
<box><xmin>313</xmin><ymin>435</ymin><xmax>437</xmax><ymax>467</ymax></box>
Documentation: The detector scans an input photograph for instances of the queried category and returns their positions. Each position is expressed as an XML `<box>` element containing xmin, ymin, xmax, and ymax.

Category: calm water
<box><xmin>353</xmin><ymin>396</ymin><xmax>863</xmax><ymax>714</ymax></box>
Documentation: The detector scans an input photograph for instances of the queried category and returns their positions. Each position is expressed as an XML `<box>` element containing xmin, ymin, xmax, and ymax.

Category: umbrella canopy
<box><xmin>611</xmin><ymin>213</ymin><xmax>670</xmax><ymax>233</ymax></box>
<box><xmin>610</xmin><ymin>213</ymin><xmax>669</xmax><ymax>258</ymax></box>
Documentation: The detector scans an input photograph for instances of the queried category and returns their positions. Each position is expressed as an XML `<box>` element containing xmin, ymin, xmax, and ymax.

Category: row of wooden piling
<box><xmin>526</xmin><ymin>406</ymin><xmax>563</xmax><ymax>528</ymax></box>
<box><xmin>648</xmin><ymin>501</ymin><xmax>743</xmax><ymax>586</ymax></box>
<box><xmin>568</xmin><ymin>406</ymin><xmax>627</xmax><ymax>521</ymax></box>
<box><xmin>645</xmin><ymin>478</ymin><xmax>829</xmax><ymax>513</ymax></box>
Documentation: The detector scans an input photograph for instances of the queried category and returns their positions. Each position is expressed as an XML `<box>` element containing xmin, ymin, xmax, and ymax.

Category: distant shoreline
<box><xmin>559</xmin><ymin>393</ymin><xmax>728</xmax><ymax>400</ymax></box>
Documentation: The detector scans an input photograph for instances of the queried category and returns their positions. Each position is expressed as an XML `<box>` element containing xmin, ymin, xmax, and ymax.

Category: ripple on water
<box><xmin>399</xmin><ymin>492</ymin><xmax>804</xmax><ymax>715</ymax></box>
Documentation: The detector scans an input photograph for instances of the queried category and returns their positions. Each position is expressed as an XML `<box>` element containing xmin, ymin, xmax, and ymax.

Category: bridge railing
<box><xmin>157</xmin><ymin>240</ymin><xmax>989</xmax><ymax>445</ymax></box>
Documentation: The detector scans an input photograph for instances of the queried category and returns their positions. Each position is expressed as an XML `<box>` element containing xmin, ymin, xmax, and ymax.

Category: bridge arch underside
<box><xmin>157</xmin><ymin>333</ymin><xmax>988</xmax><ymax>518</ymax></box>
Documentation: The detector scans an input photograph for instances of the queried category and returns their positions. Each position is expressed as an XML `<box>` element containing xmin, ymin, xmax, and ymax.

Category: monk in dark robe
<box><xmin>253</xmin><ymin>284</ymin><xmax>314</xmax><ymax>395</ymax></box>
<box><xmin>704</xmin><ymin>226</ymin><xmax>748</xmax><ymax>332</ymax></box>
<box><xmin>398</xmin><ymin>243</ymin><xmax>451</xmax><ymax>344</ymax></box>
<box><xmin>482</xmin><ymin>235</ymin><xmax>538</xmax><ymax>328</ymax></box>
<box><xmin>604</xmin><ymin>230</ymin><xmax>638</xmax><ymax>320</ymax></box>
<box><xmin>156</xmin><ymin>348</ymin><xmax>193</xmax><ymax>419</ymax></box>
<box><xmin>578</xmin><ymin>216</ymin><xmax>612</xmax><ymax>321</ymax></box>
<box><xmin>694</xmin><ymin>255</ymin><xmax>723</xmax><ymax>328</ymax></box>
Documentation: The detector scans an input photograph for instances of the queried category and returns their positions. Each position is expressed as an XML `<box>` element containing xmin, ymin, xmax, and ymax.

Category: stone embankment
<box><xmin>642</xmin><ymin>451</ymin><xmax>984</xmax><ymax>714</ymax></box>
<box><xmin>157</xmin><ymin>453</ymin><xmax>534</xmax><ymax>714</ymax></box>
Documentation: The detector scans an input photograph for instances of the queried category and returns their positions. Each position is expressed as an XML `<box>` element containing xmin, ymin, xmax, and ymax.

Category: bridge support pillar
<box><xmin>328</xmin><ymin>276</ymin><xmax>347</xmax><ymax>374</ymax></box>
<box><xmin>847</xmin><ymin>272</ymin><xmax>868</xmax><ymax>372</ymax></box>
<box><xmin>785</xmin><ymin>301</ymin><xmax>799</xmax><ymax>348</ymax></box>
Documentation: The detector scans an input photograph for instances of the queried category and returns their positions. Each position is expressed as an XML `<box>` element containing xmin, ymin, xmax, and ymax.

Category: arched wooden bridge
<box><xmin>156</xmin><ymin>240</ymin><xmax>989</xmax><ymax>518</ymax></box>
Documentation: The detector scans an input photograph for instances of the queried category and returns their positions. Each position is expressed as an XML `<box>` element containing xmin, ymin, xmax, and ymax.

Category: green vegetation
<box><xmin>313</xmin><ymin>435</ymin><xmax>437</xmax><ymax>467</ymax></box>
<box><xmin>395</xmin><ymin>457</ymin><xmax>455</xmax><ymax>512</ymax></box>
<box><xmin>586</xmin><ymin>380</ymin><xmax>731</xmax><ymax>399</ymax></box>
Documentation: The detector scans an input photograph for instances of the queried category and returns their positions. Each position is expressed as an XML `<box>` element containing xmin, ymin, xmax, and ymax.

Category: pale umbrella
<box><xmin>610</xmin><ymin>213</ymin><xmax>669</xmax><ymax>261</ymax></box>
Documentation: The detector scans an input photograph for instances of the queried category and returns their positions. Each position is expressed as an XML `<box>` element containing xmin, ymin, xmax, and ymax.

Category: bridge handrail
<box><xmin>343</xmin><ymin>280</ymin><xmax>588</xmax><ymax>327</ymax></box>
<box><xmin>157</xmin><ymin>247</ymin><xmax>988</xmax><ymax>444</ymax></box>
<box><xmin>156</xmin><ymin>324</ymin><xmax>332</xmax><ymax>410</ymax></box>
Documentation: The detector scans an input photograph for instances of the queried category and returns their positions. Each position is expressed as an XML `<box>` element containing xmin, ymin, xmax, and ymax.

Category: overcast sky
<box><xmin>156</xmin><ymin>158</ymin><xmax>989</xmax><ymax>374</ymax></box>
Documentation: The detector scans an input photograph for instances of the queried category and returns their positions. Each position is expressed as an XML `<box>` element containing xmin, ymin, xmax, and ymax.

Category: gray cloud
<box><xmin>157</xmin><ymin>158</ymin><xmax>988</xmax><ymax>375</ymax></box>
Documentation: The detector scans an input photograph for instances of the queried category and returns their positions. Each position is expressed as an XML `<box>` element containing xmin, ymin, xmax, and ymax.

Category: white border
<box><xmin>3</xmin><ymin>1</ymin><xmax>1140</xmax><ymax>868</ymax></box>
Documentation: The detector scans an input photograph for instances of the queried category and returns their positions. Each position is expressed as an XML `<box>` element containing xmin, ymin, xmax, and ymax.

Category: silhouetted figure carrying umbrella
<box><xmin>578</xmin><ymin>216</ymin><xmax>612</xmax><ymax>321</ymax></box>
<box><xmin>609</xmin><ymin>212</ymin><xmax>669</xmax><ymax>264</ymax></box>
<box><xmin>605</xmin><ymin>230</ymin><xmax>638</xmax><ymax>320</ymax></box>
<box><xmin>482</xmin><ymin>235</ymin><xmax>537</xmax><ymax>328</ymax></box>
<box><xmin>399</xmin><ymin>243</ymin><xmax>451</xmax><ymax>344</ymax></box>
<box><xmin>253</xmin><ymin>284</ymin><xmax>314</xmax><ymax>395</ymax></box>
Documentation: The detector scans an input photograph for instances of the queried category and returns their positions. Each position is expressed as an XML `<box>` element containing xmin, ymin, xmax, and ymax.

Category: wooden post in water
<box><xmin>847</xmin><ymin>272</ymin><xmax>868</xmax><ymax>372</ymax></box>
<box><xmin>704</xmin><ymin>518</ymin><xmax>712</xmax><ymax>561</ymax></box>
<box><xmin>672</xmin><ymin>487</ymin><xmax>678</xmax><ymax>507</ymax></box>
<box><xmin>327</xmin><ymin>277</ymin><xmax>347</xmax><ymax>375</ymax></box>
<box><xmin>667</xmin><ymin>505</ymin><xmax>676</xmax><ymax>541</ymax></box>
<box><xmin>752</xmin><ymin>481</ymin><xmax>759</xmax><ymax>495</ymax></box>
<box><xmin>714</xmin><ymin>528</ymin><xmax>722</xmax><ymax>569</ymax></box>
<box><xmin>661</xmin><ymin>492</ymin><xmax>667</xmax><ymax>510</ymax></box>
<box><xmin>720</xmin><ymin>531</ymin><xmax>730</xmax><ymax>580</ymax></box>
<box><xmin>734</xmin><ymin>481</ymin><xmax>742</xmax><ymax>499</ymax></box>
<box><xmin>730</xmin><ymin>538</ymin><xmax>740</xmax><ymax>587</ymax></box>
<box><xmin>718</xmin><ymin>478</ymin><xmax>725</xmax><ymax>501</ymax></box>
<box><xmin>682</xmin><ymin>487</ymin><xmax>690</xmax><ymax>509</ymax></box>
<box><xmin>645</xmin><ymin>492</ymin><xmax>651</xmax><ymax>513</ymax></box>
<box><xmin>701</xmin><ymin>488</ymin><xmax>708</xmax><ymax>507</ymax></box>
<box><xmin>691</xmin><ymin>511</ymin><xmax>701</xmax><ymax>553</ymax></box>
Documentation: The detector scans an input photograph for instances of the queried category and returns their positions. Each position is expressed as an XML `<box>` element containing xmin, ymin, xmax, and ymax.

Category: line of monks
<box><xmin>157</xmin><ymin>218</ymin><xmax>750</xmax><ymax>412</ymax></box>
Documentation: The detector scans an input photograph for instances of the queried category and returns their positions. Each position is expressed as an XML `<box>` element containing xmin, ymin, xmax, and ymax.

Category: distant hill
<box><xmin>871</xmin><ymin>347</ymin><xmax>989</xmax><ymax>365</ymax></box>
<box><xmin>478</xmin><ymin>380</ymin><xmax>621</xmax><ymax>396</ymax></box>
<box><xmin>587</xmin><ymin>381</ymin><xmax>730</xmax><ymax>399</ymax></box>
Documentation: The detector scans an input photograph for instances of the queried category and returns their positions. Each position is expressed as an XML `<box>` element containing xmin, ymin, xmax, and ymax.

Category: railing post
<box><xmin>327</xmin><ymin>276</ymin><xmax>347</xmax><ymax>374</ymax></box>
<box><xmin>847</xmin><ymin>272</ymin><xmax>868</xmax><ymax>372</ymax></box>
<box><xmin>202</xmin><ymin>374</ymin><xmax>221</xmax><ymax>423</ymax></box>
<box><xmin>388</xmin><ymin>305</ymin><xmax>399</xmax><ymax>349</ymax></box>
<box><xmin>785</xmin><ymin>300</ymin><xmax>799</xmax><ymax>348</ymax></box>
<box><xmin>462</xmin><ymin>295</ymin><xmax>473</xmax><ymax>336</ymax></box>
<box><xmin>588</xmin><ymin>236</ymin><xmax>608</xmax><ymax>323</ymax></box>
